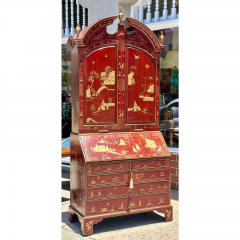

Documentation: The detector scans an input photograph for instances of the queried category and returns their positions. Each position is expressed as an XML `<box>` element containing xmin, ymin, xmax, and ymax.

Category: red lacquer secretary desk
<box><xmin>67</xmin><ymin>10</ymin><xmax>173</xmax><ymax>236</ymax></box>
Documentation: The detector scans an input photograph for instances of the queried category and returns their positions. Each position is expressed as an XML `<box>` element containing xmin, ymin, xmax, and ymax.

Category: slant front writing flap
<box><xmin>79</xmin><ymin>131</ymin><xmax>170</xmax><ymax>162</ymax></box>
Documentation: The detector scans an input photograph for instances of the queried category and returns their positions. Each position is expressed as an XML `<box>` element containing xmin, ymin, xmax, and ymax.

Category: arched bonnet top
<box><xmin>68</xmin><ymin>16</ymin><xmax>164</xmax><ymax>54</ymax></box>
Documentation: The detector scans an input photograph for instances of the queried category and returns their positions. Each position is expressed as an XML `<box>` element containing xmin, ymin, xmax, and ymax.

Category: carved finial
<box><xmin>160</xmin><ymin>30</ymin><xmax>165</xmax><ymax>45</ymax></box>
<box><xmin>75</xmin><ymin>22</ymin><xmax>81</xmax><ymax>38</ymax></box>
<box><xmin>118</xmin><ymin>7</ymin><xmax>124</xmax><ymax>22</ymax></box>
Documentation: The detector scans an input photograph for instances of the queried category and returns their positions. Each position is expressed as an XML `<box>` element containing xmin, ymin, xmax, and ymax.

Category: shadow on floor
<box><xmin>62</xmin><ymin>210</ymin><xmax>165</xmax><ymax>237</ymax></box>
<box><xmin>62</xmin><ymin>197</ymin><xmax>70</xmax><ymax>202</ymax></box>
<box><xmin>62</xmin><ymin>181</ymin><xmax>70</xmax><ymax>192</ymax></box>
<box><xmin>62</xmin><ymin>170</ymin><xmax>70</xmax><ymax>179</ymax></box>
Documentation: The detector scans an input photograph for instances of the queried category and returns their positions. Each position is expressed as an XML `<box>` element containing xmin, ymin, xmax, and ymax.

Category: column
<box><xmin>171</xmin><ymin>0</ymin><xmax>177</xmax><ymax>19</ymax></box>
<box><xmin>146</xmin><ymin>0</ymin><xmax>152</xmax><ymax>24</ymax></box>
<box><xmin>65</xmin><ymin>0</ymin><xmax>69</xmax><ymax>37</ymax></box>
<box><xmin>130</xmin><ymin>6</ymin><xmax>134</xmax><ymax>18</ymax></box>
<box><xmin>135</xmin><ymin>7</ymin><xmax>139</xmax><ymax>20</ymax></box>
<box><xmin>62</xmin><ymin>2</ymin><xmax>64</xmax><ymax>37</ymax></box>
<box><xmin>139</xmin><ymin>4</ymin><xmax>144</xmax><ymax>22</ymax></box>
<box><xmin>154</xmin><ymin>0</ymin><xmax>159</xmax><ymax>22</ymax></box>
<box><xmin>163</xmin><ymin>0</ymin><xmax>168</xmax><ymax>21</ymax></box>
<box><xmin>70</xmin><ymin>0</ymin><xmax>75</xmax><ymax>35</ymax></box>
<box><xmin>82</xmin><ymin>7</ymin><xmax>86</xmax><ymax>29</ymax></box>
<box><xmin>76</xmin><ymin>0</ymin><xmax>80</xmax><ymax>29</ymax></box>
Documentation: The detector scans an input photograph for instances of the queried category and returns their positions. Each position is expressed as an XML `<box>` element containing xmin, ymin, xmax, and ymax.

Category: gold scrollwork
<box><xmin>147</xmin><ymin>200</ymin><xmax>153</xmax><ymax>206</ymax></box>
<box><xmin>118</xmin><ymin>164</ymin><xmax>123</xmax><ymax>169</ymax></box>
<box><xmin>98</xmin><ymin>190</ymin><xmax>101</xmax><ymax>196</ymax></box>
<box><xmin>164</xmin><ymin>184</ymin><xmax>168</xmax><ymax>188</ymax></box>
<box><xmin>160</xmin><ymin>172</ymin><xmax>165</xmax><ymax>177</ymax></box>
<box><xmin>135</xmin><ymin>173</ymin><xmax>144</xmax><ymax>179</ymax></box>
<box><xmin>166</xmin><ymin>209</ymin><xmax>172</xmax><ymax>221</ymax></box>
<box><xmin>129</xmin><ymin>202</ymin><xmax>136</xmax><ymax>208</ymax></box>
<box><xmin>90</xmin><ymin>206</ymin><xmax>96</xmax><ymax>213</ymax></box>
<box><xmin>95</xmin><ymin>166</ymin><xmax>100</xmax><ymax>170</ymax></box>
<box><xmin>108</xmin><ymin>192</ymin><xmax>113</xmax><ymax>196</ymax></box>
<box><xmin>159</xmin><ymin>197</ymin><xmax>165</xmax><ymax>204</ymax></box>
<box><xmin>149</xmin><ymin>185</ymin><xmax>154</xmax><ymax>190</ymax></box>
<box><xmin>110</xmin><ymin>205</ymin><xmax>115</xmax><ymax>212</ymax></box>
<box><xmin>91</xmin><ymin>180</ymin><xmax>96</xmax><ymax>184</ymax></box>
<box><xmin>119</xmin><ymin>202</ymin><xmax>124</xmax><ymax>209</ymax></box>
<box><xmin>112</xmin><ymin>176</ymin><xmax>120</xmax><ymax>182</ymax></box>
<box><xmin>135</xmin><ymin>165</ymin><xmax>141</xmax><ymax>168</ymax></box>
<box><xmin>107</xmin><ymin>167</ymin><xmax>113</xmax><ymax>171</ymax></box>
<box><xmin>139</xmin><ymin>188</ymin><xmax>145</xmax><ymax>192</ymax></box>
<box><xmin>139</xmin><ymin>200</ymin><xmax>142</xmax><ymax>206</ymax></box>
<box><xmin>143</xmin><ymin>164</ymin><xmax>148</xmax><ymax>168</ymax></box>
<box><xmin>90</xmin><ymin>191</ymin><xmax>94</xmax><ymax>197</ymax></box>
<box><xmin>86</xmin><ymin>220</ymin><xmax>93</xmax><ymax>232</ymax></box>
<box><xmin>151</xmin><ymin>174</ymin><xmax>156</xmax><ymax>178</ymax></box>
<box><xmin>100</xmin><ymin>208</ymin><xmax>108</xmax><ymax>213</ymax></box>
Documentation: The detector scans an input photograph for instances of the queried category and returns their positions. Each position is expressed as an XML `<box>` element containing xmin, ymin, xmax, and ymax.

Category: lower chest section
<box><xmin>85</xmin><ymin>158</ymin><xmax>171</xmax><ymax>216</ymax></box>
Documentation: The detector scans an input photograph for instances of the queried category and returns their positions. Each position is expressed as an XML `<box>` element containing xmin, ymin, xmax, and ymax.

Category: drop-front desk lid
<box><xmin>79</xmin><ymin>131</ymin><xmax>170</xmax><ymax>162</ymax></box>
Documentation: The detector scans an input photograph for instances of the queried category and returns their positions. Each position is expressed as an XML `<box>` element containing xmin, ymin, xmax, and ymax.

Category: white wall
<box><xmin>78</xmin><ymin>0</ymin><xmax>131</xmax><ymax>33</ymax></box>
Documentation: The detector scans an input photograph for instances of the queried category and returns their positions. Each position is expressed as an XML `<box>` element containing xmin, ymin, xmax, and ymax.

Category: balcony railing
<box><xmin>62</xmin><ymin>0</ymin><xmax>88</xmax><ymax>43</ymax></box>
<box><xmin>130</xmin><ymin>0</ymin><xmax>179</xmax><ymax>30</ymax></box>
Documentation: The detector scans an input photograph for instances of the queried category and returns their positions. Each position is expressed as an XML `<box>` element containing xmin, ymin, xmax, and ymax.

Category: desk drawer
<box><xmin>87</xmin><ymin>198</ymin><xmax>128</xmax><ymax>216</ymax></box>
<box><xmin>132</xmin><ymin>159</ymin><xmax>167</xmax><ymax>170</ymax></box>
<box><xmin>88</xmin><ymin>173</ymin><xmax>130</xmax><ymax>186</ymax></box>
<box><xmin>132</xmin><ymin>169</ymin><xmax>169</xmax><ymax>181</ymax></box>
<box><xmin>129</xmin><ymin>193</ymin><xmax>170</xmax><ymax>210</ymax></box>
<box><xmin>87</xmin><ymin>180</ymin><xmax>169</xmax><ymax>200</ymax></box>
<box><xmin>91</xmin><ymin>162</ymin><xmax>130</xmax><ymax>173</ymax></box>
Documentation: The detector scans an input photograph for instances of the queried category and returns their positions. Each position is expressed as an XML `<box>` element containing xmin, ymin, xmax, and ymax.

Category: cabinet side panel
<box><xmin>70</xmin><ymin>133</ymin><xmax>86</xmax><ymax>216</ymax></box>
<box><xmin>71</xmin><ymin>45</ymin><xmax>79</xmax><ymax>133</ymax></box>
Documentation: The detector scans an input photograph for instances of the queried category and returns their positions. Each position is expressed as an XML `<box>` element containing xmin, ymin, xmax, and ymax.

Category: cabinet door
<box><xmin>122</xmin><ymin>46</ymin><xmax>158</xmax><ymax>130</ymax></box>
<box><xmin>82</xmin><ymin>45</ymin><xmax>119</xmax><ymax>129</ymax></box>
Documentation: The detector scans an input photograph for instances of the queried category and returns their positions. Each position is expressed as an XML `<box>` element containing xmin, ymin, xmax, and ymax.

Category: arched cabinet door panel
<box><xmin>123</xmin><ymin>46</ymin><xmax>157</xmax><ymax>129</ymax></box>
<box><xmin>83</xmin><ymin>45</ymin><xmax>118</xmax><ymax>126</ymax></box>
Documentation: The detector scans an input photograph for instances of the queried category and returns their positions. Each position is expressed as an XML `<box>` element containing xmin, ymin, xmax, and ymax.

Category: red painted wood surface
<box><xmin>67</xmin><ymin>16</ymin><xmax>172</xmax><ymax>236</ymax></box>
<box><xmin>126</xmin><ymin>47</ymin><xmax>156</xmax><ymax>124</ymax></box>
<box><xmin>91</xmin><ymin>162</ymin><xmax>130</xmax><ymax>173</ymax></box>
<box><xmin>132</xmin><ymin>169</ymin><xmax>169</xmax><ymax>181</ymax></box>
<box><xmin>87</xmin><ymin>180</ymin><xmax>169</xmax><ymax>200</ymax></box>
<box><xmin>80</xmin><ymin>131</ymin><xmax>170</xmax><ymax>162</ymax></box>
<box><xmin>86</xmin><ymin>192</ymin><xmax>169</xmax><ymax>215</ymax></box>
<box><xmin>88</xmin><ymin>173</ymin><xmax>130</xmax><ymax>186</ymax></box>
<box><xmin>132</xmin><ymin>159</ymin><xmax>166</xmax><ymax>169</ymax></box>
<box><xmin>129</xmin><ymin>193</ymin><xmax>170</xmax><ymax>209</ymax></box>
<box><xmin>87</xmin><ymin>198</ymin><xmax>128</xmax><ymax>216</ymax></box>
<box><xmin>84</xmin><ymin>46</ymin><xmax>117</xmax><ymax>125</ymax></box>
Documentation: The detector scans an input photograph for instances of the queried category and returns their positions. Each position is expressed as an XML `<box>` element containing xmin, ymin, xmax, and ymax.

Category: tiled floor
<box><xmin>61</xmin><ymin>170</ymin><xmax>179</xmax><ymax>240</ymax></box>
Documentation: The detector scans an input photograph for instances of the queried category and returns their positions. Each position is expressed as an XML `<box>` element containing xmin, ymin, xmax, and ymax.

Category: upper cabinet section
<box><xmin>84</xmin><ymin>45</ymin><xmax>118</xmax><ymax>126</ymax></box>
<box><xmin>68</xmin><ymin>16</ymin><xmax>164</xmax><ymax>133</ymax></box>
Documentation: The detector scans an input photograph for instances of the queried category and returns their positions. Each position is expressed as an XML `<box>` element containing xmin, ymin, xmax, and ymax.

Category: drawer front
<box><xmin>91</xmin><ymin>162</ymin><xmax>130</xmax><ymax>173</ymax></box>
<box><xmin>132</xmin><ymin>169</ymin><xmax>169</xmax><ymax>181</ymax></box>
<box><xmin>129</xmin><ymin>193</ymin><xmax>170</xmax><ymax>210</ymax></box>
<box><xmin>87</xmin><ymin>180</ymin><xmax>169</xmax><ymax>200</ymax></box>
<box><xmin>132</xmin><ymin>159</ymin><xmax>166</xmax><ymax>170</ymax></box>
<box><xmin>87</xmin><ymin>198</ymin><xmax>128</xmax><ymax>216</ymax></box>
<box><xmin>88</xmin><ymin>173</ymin><xmax>130</xmax><ymax>186</ymax></box>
